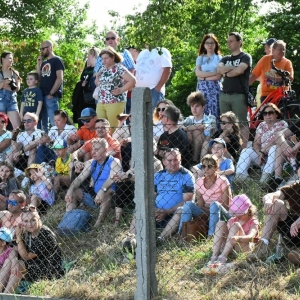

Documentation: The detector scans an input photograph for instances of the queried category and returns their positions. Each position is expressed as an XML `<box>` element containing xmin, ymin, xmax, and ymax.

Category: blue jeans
<box><xmin>178</xmin><ymin>201</ymin><xmax>230</xmax><ymax>236</ymax></box>
<box><xmin>151</xmin><ymin>88</ymin><xmax>164</xmax><ymax>111</ymax></box>
<box><xmin>36</xmin><ymin>145</ymin><xmax>57</xmax><ymax>164</ymax></box>
<box><xmin>0</xmin><ymin>89</ymin><xmax>18</xmax><ymax>112</ymax></box>
<box><xmin>41</xmin><ymin>96</ymin><xmax>59</xmax><ymax>132</ymax></box>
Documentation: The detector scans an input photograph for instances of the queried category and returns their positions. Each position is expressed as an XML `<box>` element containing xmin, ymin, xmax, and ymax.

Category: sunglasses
<box><xmin>40</xmin><ymin>46</ymin><xmax>49</xmax><ymax>51</ymax></box>
<box><xmin>263</xmin><ymin>111</ymin><xmax>275</xmax><ymax>116</ymax></box>
<box><xmin>0</xmin><ymin>121</ymin><xmax>6</xmax><ymax>124</ymax></box>
<box><xmin>157</xmin><ymin>107</ymin><xmax>166</xmax><ymax>112</ymax></box>
<box><xmin>81</xmin><ymin>118</ymin><xmax>92</xmax><ymax>124</ymax></box>
<box><xmin>105</xmin><ymin>37</ymin><xmax>116</xmax><ymax>41</ymax></box>
<box><xmin>202</xmin><ymin>164</ymin><xmax>215</xmax><ymax>170</ymax></box>
<box><xmin>22</xmin><ymin>204</ymin><xmax>37</xmax><ymax>212</ymax></box>
<box><xmin>22</xmin><ymin>119</ymin><xmax>33</xmax><ymax>124</ymax></box>
<box><xmin>7</xmin><ymin>199</ymin><xmax>19</xmax><ymax>206</ymax></box>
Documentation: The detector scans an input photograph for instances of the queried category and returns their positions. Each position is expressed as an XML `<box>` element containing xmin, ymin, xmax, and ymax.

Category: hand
<box><xmin>35</xmin><ymin>169</ymin><xmax>44</xmax><ymax>177</ymax></box>
<box><xmin>40</xmin><ymin>135</ymin><xmax>51</xmax><ymax>144</ymax></box>
<box><xmin>15</xmin><ymin>224</ymin><xmax>22</xmax><ymax>238</ymax></box>
<box><xmin>65</xmin><ymin>191</ymin><xmax>73</xmax><ymax>203</ymax></box>
<box><xmin>37</xmin><ymin>56</ymin><xmax>43</xmax><ymax>65</ymax></box>
<box><xmin>264</xmin><ymin>201</ymin><xmax>274</xmax><ymax>214</ymax></box>
<box><xmin>111</xmin><ymin>87</ymin><xmax>123</xmax><ymax>96</ymax></box>
<box><xmin>230</xmin><ymin>236</ymin><xmax>240</xmax><ymax>244</ymax></box>
<box><xmin>120</xmin><ymin>138</ymin><xmax>129</xmax><ymax>147</ymax></box>
<box><xmin>74</xmin><ymin>161</ymin><xmax>85</xmax><ymax>173</ymax></box>
<box><xmin>290</xmin><ymin>220</ymin><xmax>300</xmax><ymax>237</ymax></box>
<box><xmin>155</xmin><ymin>209</ymin><xmax>167</xmax><ymax>222</ymax></box>
<box><xmin>94</xmin><ymin>191</ymin><xmax>104</xmax><ymax>205</ymax></box>
<box><xmin>47</xmin><ymin>94</ymin><xmax>54</xmax><ymax>99</ymax></box>
<box><xmin>1</xmin><ymin>78</ymin><xmax>13</xmax><ymax>90</ymax></box>
<box><xmin>69</xmin><ymin>134</ymin><xmax>79</xmax><ymax>142</ymax></box>
<box><xmin>258</xmin><ymin>153</ymin><xmax>266</xmax><ymax>166</ymax></box>
<box><xmin>283</xmin><ymin>142</ymin><xmax>295</xmax><ymax>158</ymax></box>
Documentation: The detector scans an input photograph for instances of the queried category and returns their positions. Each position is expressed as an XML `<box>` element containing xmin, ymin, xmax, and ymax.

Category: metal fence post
<box><xmin>131</xmin><ymin>87</ymin><xmax>158</xmax><ymax>299</ymax></box>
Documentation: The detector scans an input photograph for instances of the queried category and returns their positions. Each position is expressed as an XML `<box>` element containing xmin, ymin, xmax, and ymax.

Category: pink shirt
<box><xmin>195</xmin><ymin>175</ymin><xmax>230</xmax><ymax>205</ymax></box>
<box><xmin>228</xmin><ymin>216</ymin><xmax>260</xmax><ymax>238</ymax></box>
<box><xmin>0</xmin><ymin>247</ymin><xmax>12</xmax><ymax>266</ymax></box>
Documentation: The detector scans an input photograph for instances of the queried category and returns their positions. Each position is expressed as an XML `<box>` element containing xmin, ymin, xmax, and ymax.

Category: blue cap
<box><xmin>209</xmin><ymin>138</ymin><xmax>226</xmax><ymax>148</ymax></box>
<box><xmin>0</xmin><ymin>228</ymin><xmax>13</xmax><ymax>243</ymax></box>
<box><xmin>78</xmin><ymin>108</ymin><xmax>97</xmax><ymax>120</ymax></box>
<box><xmin>262</xmin><ymin>38</ymin><xmax>277</xmax><ymax>46</ymax></box>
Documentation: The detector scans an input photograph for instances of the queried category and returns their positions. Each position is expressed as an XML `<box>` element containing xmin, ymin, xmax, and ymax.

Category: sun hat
<box><xmin>25</xmin><ymin>164</ymin><xmax>43</xmax><ymax>178</ymax></box>
<box><xmin>229</xmin><ymin>194</ymin><xmax>252</xmax><ymax>215</ymax></box>
<box><xmin>78</xmin><ymin>108</ymin><xmax>97</xmax><ymax>120</ymax></box>
<box><xmin>262</xmin><ymin>38</ymin><xmax>277</xmax><ymax>46</ymax></box>
<box><xmin>51</xmin><ymin>139</ymin><xmax>68</xmax><ymax>149</ymax></box>
<box><xmin>0</xmin><ymin>228</ymin><xmax>13</xmax><ymax>243</ymax></box>
<box><xmin>209</xmin><ymin>138</ymin><xmax>226</xmax><ymax>148</ymax></box>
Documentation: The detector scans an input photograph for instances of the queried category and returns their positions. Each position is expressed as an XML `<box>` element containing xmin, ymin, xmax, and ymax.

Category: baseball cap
<box><xmin>229</xmin><ymin>194</ymin><xmax>252</xmax><ymax>215</ymax></box>
<box><xmin>51</xmin><ymin>139</ymin><xmax>68</xmax><ymax>149</ymax></box>
<box><xmin>209</xmin><ymin>138</ymin><xmax>226</xmax><ymax>148</ymax></box>
<box><xmin>0</xmin><ymin>228</ymin><xmax>13</xmax><ymax>243</ymax></box>
<box><xmin>262</xmin><ymin>38</ymin><xmax>277</xmax><ymax>46</ymax></box>
<box><xmin>25</xmin><ymin>164</ymin><xmax>42</xmax><ymax>178</ymax></box>
<box><xmin>78</xmin><ymin>108</ymin><xmax>97</xmax><ymax>120</ymax></box>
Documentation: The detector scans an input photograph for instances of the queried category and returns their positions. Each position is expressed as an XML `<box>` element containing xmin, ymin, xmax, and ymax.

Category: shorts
<box><xmin>83</xmin><ymin>192</ymin><xmax>98</xmax><ymax>208</ymax></box>
<box><xmin>277</xmin><ymin>214</ymin><xmax>300</xmax><ymax>247</ymax></box>
<box><xmin>0</xmin><ymin>89</ymin><xmax>19</xmax><ymax>112</ymax></box>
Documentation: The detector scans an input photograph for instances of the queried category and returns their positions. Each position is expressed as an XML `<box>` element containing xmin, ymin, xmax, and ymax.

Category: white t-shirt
<box><xmin>17</xmin><ymin>129</ymin><xmax>44</xmax><ymax>156</ymax></box>
<box><xmin>48</xmin><ymin>124</ymin><xmax>77</xmax><ymax>142</ymax></box>
<box><xmin>135</xmin><ymin>47</ymin><xmax>172</xmax><ymax>95</ymax></box>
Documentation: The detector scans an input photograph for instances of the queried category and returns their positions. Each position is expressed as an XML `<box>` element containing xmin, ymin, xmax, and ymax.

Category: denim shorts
<box><xmin>83</xmin><ymin>192</ymin><xmax>98</xmax><ymax>208</ymax></box>
<box><xmin>0</xmin><ymin>89</ymin><xmax>19</xmax><ymax>112</ymax></box>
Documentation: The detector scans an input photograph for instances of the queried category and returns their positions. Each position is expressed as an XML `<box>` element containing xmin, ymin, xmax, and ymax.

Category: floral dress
<box><xmin>98</xmin><ymin>63</ymin><xmax>127</xmax><ymax>104</ymax></box>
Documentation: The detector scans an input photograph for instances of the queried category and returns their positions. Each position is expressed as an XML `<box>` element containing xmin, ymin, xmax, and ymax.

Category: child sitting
<box><xmin>181</xmin><ymin>91</ymin><xmax>216</xmax><ymax>163</ymax></box>
<box><xmin>208</xmin><ymin>194</ymin><xmax>259</xmax><ymax>264</ymax></box>
<box><xmin>51</xmin><ymin>139</ymin><xmax>71</xmax><ymax>194</ymax></box>
<box><xmin>0</xmin><ymin>228</ymin><xmax>13</xmax><ymax>269</ymax></box>
<box><xmin>25</xmin><ymin>164</ymin><xmax>55</xmax><ymax>214</ymax></box>
<box><xmin>191</xmin><ymin>138</ymin><xmax>235</xmax><ymax>184</ymax></box>
<box><xmin>211</xmin><ymin>111</ymin><xmax>242</xmax><ymax>162</ymax></box>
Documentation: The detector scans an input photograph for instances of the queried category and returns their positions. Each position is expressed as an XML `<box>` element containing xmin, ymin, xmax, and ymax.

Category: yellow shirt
<box><xmin>55</xmin><ymin>153</ymin><xmax>72</xmax><ymax>175</ymax></box>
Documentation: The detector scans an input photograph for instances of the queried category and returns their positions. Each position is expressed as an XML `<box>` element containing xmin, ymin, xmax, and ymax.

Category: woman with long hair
<box><xmin>0</xmin><ymin>52</ymin><xmax>21</xmax><ymax>129</ymax></box>
<box><xmin>195</xmin><ymin>34</ymin><xmax>222</xmax><ymax>121</ymax></box>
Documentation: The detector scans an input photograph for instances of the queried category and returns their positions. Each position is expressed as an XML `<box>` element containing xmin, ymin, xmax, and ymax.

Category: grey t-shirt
<box><xmin>220</xmin><ymin>52</ymin><xmax>252</xmax><ymax>94</ymax></box>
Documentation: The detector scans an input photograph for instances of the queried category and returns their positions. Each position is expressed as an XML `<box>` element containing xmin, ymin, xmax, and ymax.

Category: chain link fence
<box><xmin>1</xmin><ymin>96</ymin><xmax>300</xmax><ymax>299</ymax></box>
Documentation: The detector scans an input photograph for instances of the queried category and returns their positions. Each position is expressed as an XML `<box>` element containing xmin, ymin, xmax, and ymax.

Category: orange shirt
<box><xmin>81</xmin><ymin>136</ymin><xmax>121</xmax><ymax>160</ymax></box>
<box><xmin>252</xmin><ymin>54</ymin><xmax>293</xmax><ymax>97</ymax></box>
<box><xmin>76</xmin><ymin>126</ymin><xmax>97</xmax><ymax>141</ymax></box>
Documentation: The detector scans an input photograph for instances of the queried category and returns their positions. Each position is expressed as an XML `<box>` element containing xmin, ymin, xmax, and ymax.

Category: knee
<box><xmin>216</xmin><ymin>220</ymin><xmax>226</xmax><ymax>228</ymax></box>
<box><xmin>182</xmin><ymin>201</ymin><xmax>193</xmax><ymax>213</ymax></box>
<box><xmin>210</xmin><ymin>201</ymin><xmax>220</xmax><ymax>212</ymax></box>
<box><xmin>229</xmin><ymin>222</ymin><xmax>242</xmax><ymax>230</ymax></box>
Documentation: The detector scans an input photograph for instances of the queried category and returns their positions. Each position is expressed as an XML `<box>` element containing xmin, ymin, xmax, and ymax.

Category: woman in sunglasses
<box><xmin>0</xmin><ymin>205</ymin><xmax>64</xmax><ymax>293</ymax></box>
<box><xmin>153</xmin><ymin>99</ymin><xmax>175</xmax><ymax>142</ymax></box>
<box><xmin>95</xmin><ymin>46</ymin><xmax>136</xmax><ymax>132</ymax></box>
<box><xmin>235</xmin><ymin>103</ymin><xmax>287</xmax><ymax>183</ymax></box>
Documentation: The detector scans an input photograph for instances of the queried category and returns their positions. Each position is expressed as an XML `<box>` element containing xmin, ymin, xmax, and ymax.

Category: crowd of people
<box><xmin>0</xmin><ymin>29</ymin><xmax>299</xmax><ymax>292</ymax></box>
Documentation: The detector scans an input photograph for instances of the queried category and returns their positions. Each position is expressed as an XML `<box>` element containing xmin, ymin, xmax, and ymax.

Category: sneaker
<box><xmin>268</xmin><ymin>177</ymin><xmax>283</xmax><ymax>193</ymax></box>
<box><xmin>287</xmin><ymin>250</ymin><xmax>300</xmax><ymax>265</ymax></box>
<box><xmin>260</xmin><ymin>172</ymin><xmax>271</xmax><ymax>184</ymax></box>
<box><xmin>246</xmin><ymin>240</ymin><xmax>269</xmax><ymax>262</ymax></box>
<box><xmin>122</xmin><ymin>234</ymin><xmax>137</xmax><ymax>256</ymax></box>
<box><xmin>234</xmin><ymin>173</ymin><xmax>248</xmax><ymax>183</ymax></box>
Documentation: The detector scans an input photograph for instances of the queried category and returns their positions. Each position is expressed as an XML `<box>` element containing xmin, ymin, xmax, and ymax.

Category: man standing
<box><xmin>249</xmin><ymin>40</ymin><xmax>293</xmax><ymax>103</ymax></box>
<box><xmin>135</xmin><ymin>47</ymin><xmax>172</xmax><ymax>110</ymax></box>
<box><xmin>65</xmin><ymin>138</ymin><xmax>122</xmax><ymax>226</ymax></box>
<box><xmin>36</xmin><ymin>40</ymin><xmax>65</xmax><ymax>132</ymax></box>
<box><xmin>217</xmin><ymin>32</ymin><xmax>252</xmax><ymax>148</ymax></box>
<box><xmin>262</xmin><ymin>38</ymin><xmax>277</xmax><ymax>55</ymax></box>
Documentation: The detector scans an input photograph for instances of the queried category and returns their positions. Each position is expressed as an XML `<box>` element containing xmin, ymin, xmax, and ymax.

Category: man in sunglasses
<box><xmin>9</xmin><ymin>113</ymin><xmax>43</xmax><ymax>170</ymax></box>
<box><xmin>0</xmin><ymin>190</ymin><xmax>26</xmax><ymax>230</ymax></box>
<box><xmin>36</xmin><ymin>40</ymin><xmax>65</xmax><ymax>133</ymax></box>
<box><xmin>68</xmin><ymin>108</ymin><xmax>98</xmax><ymax>153</ymax></box>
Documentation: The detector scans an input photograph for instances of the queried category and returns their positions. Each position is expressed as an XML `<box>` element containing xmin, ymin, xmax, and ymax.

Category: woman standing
<box><xmin>95</xmin><ymin>47</ymin><xmax>136</xmax><ymax>131</ymax></box>
<box><xmin>0</xmin><ymin>52</ymin><xmax>21</xmax><ymax>129</ymax></box>
<box><xmin>0</xmin><ymin>205</ymin><xmax>64</xmax><ymax>293</ymax></box>
<box><xmin>195</xmin><ymin>34</ymin><xmax>222</xmax><ymax>121</ymax></box>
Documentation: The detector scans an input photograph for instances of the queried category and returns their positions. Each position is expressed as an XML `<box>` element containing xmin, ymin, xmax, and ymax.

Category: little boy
<box><xmin>51</xmin><ymin>139</ymin><xmax>72</xmax><ymax>193</ymax></box>
<box><xmin>191</xmin><ymin>138</ymin><xmax>235</xmax><ymax>185</ymax></box>
<box><xmin>181</xmin><ymin>91</ymin><xmax>216</xmax><ymax>163</ymax></box>
<box><xmin>20</xmin><ymin>72</ymin><xmax>43</xmax><ymax>120</ymax></box>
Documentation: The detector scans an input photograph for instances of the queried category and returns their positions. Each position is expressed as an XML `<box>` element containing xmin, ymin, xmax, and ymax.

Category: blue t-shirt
<box><xmin>91</xmin><ymin>156</ymin><xmax>116</xmax><ymax>193</ymax></box>
<box><xmin>154</xmin><ymin>167</ymin><xmax>195</xmax><ymax>210</ymax></box>
<box><xmin>196</xmin><ymin>54</ymin><xmax>222</xmax><ymax>72</ymax></box>
<box><xmin>197</xmin><ymin>158</ymin><xmax>234</xmax><ymax>184</ymax></box>
<box><xmin>20</xmin><ymin>87</ymin><xmax>43</xmax><ymax>113</ymax></box>
<box><xmin>40</xmin><ymin>56</ymin><xmax>65</xmax><ymax>97</ymax></box>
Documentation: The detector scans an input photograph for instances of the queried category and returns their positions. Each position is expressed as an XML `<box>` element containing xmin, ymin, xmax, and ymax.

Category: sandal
<box><xmin>208</xmin><ymin>255</ymin><xmax>218</xmax><ymax>264</ymax></box>
<box><xmin>114</xmin><ymin>219</ymin><xmax>120</xmax><ymax>227</ymax></box>
<box><xmin>217</xmin><ymin>255</ymin><xmax>227</xmax><ymax>263</ymax></box>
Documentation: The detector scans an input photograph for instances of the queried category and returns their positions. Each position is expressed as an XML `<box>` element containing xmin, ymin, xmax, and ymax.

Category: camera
<box><xmin>5</xmin><ymin>78</ymin><xmax>17</xmax><ymax>91</ymax></box>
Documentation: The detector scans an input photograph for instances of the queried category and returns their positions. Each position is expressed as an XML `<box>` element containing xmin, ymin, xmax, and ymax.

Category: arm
<box><xmin>164</xmin><ymin>192</ymin><xmax>194</xmax><ymax>215</ymax></box>
<box><xmin>233</xmin><ymin>223</ymin><xmax>259</xmax><ymax>243</ymax></box>
<box><xmin>15</xmin><ymin>226</ymin><xmax>37</xmax><ymax>261</ymax></box>
<box><xmin>35</xmin><ymin>101</ymin><xmax>43</xmax><ymax>117</ymax></box>
<box><xmin>155</xmin><ymin>67</ymin><xmax>171</xmax><ymax>91</ymax></box>
<box><xmin>221</xmin><ymin>185</ymin><xmax>231</xmax><ymax>211</ymax></box>
<box><xmin>0</xmin><ymin>138</ymin><xmax>11</xmax><ymax>153</ymax></box>
<box><xmin>48</xmin><ymin>70</ymin><xmax>63</xmax><ymax>96</ymax></box>
<box><xmin>217</xmin><ymin>161</ymin><xmax>235</xmax><ymax>176</ymax></box>
<box><xmin>195</xmin><ymin>67</ymin><xmax>221</xmax><ymax>81</ymax></box>
<box><xmin>20</xmin><ymin>102</ymin><xmax>25</xmax><ymax>118</ymax></box>
<box><xmin>217</xmin><ymin>62</ymin><xmax>235</xmax><ymax>75</ymax></box>
<box><xmin>226</xmin><ymin>62</ymin><xmax>249</xmax><ymax>77</ymax></box>
<box><xmin>112</xmin><ymin>71</ymin><xmax>136</xmax><ymax>96</ymax></box>
<box><xmin>249</xmin><ymin>73</ymin><xmax>259</xmax><ymax>85</ymax></box>
<box><xmin>262</xmin><ymin>190</ymin><xmax>284</xmax><ymax>214</ymax></box>
<box><xmin>68</xmin><ymin>160</ymin><xmax>92</xmax><ymax>192</ymax></box>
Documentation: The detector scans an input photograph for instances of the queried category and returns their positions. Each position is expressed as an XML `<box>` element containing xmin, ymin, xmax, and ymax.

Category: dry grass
<box><xmin>23</xmin><ymin>170</ymin><xmax>300</xmax><ymax>300</ymax></box>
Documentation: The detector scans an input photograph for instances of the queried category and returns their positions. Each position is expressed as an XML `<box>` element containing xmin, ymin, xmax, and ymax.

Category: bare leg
<box><xmin>28</xmin><ymin>148</ymin><xmax>37</xmax><ymax>167</ymax></box>
<box><xmin>115</xmin><ymin>207</ymin><xmax>123</xmax><ymax>226</ymax></box>
<box><xmin>7</xmin><ymin>111</ymin><xmax>21</xmax><ymax>129</ymax></box>
<box><xmin>4</xmin><ymin>260</ymin><xmax>26</xmax><ymax>293</ymax></box>
<box><xmin>65</xmin><ymin>188</ymin><xmax>82</xmax><ymax>211</ymax></box>
<box><xmin>241</xmin><ymin>125</ymin><xmax>249</xmax><ymax>149</ymax></box>
<box><xmin>94</xmin><ymin>190</ymin><xmax>113</xmax><ymax>226</ymax></box>
<box><xmin>160</xmin><ymin>209</ymin><xmax>182</xmax><ymax>240</ymax></box>
<box><xmin>54</xmin><ymin>175</ymin><xmax>71</xmax><ymax>193</ymax></box>
<box><xmin>211</xmin><ymin>221</ymin><xmax>228</xmax><ymax>260</ymax></box>
<box><xmin>192</xmin><ymin>130</ymin><xmax>204</xmax><ymax>162</ymax></box>
<box><xmin>200</xmin><ymin>139</ymin><xmax>209</xmax><ymax>159</ymax></box>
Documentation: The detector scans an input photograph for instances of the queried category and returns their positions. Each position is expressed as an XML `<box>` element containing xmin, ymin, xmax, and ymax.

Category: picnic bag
<box><xmin>182</xmin><ymin>213</ymin><xmax>208</xmax><ymax>242</ymax></box>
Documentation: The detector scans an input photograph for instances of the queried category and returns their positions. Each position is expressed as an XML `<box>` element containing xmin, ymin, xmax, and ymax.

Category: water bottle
<box><xmin>204</xmin><ymin>126</ymin><xmax>210</xmax><ymax>137</ymax></box>
<box><xmin>289</xmin><ymin>157</ymin><xmax>297</xmax><ymax>172</ymax></box>
<box><xmin>266</xmin><ymin>233</ymin><xmax>285</xmax><ymax>264</ymax></box>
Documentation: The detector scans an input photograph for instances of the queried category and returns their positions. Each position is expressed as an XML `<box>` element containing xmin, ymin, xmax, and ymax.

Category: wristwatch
<box><xmin>127</xmin><ymin>173</ymin><xmax>133</xmax><ymax>179</ymax></box>
<box><xmin>101</xmin><ymin>187</ymin><xmax>107</xmax><ymax>192</ymax></box>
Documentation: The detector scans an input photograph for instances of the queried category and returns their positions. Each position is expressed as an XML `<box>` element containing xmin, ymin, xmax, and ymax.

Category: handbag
<box><xmin>182</xmin><ymin>213</ymin><xmax>208</xmax><ymax>242</ymax></box>
<box><xmin>246</xmin><ymin>91</ymin><xmax>255</xmax><ymax>108</ymax></box>
<box><xmin>83</xmin><ymin>91</ymin><xmax>95</xmax><ymax>104</ymax></box>
<box><xmin>93</xmin><ymin>86</ymin><xmax>100</xmax><ymax>101</ymax></box>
